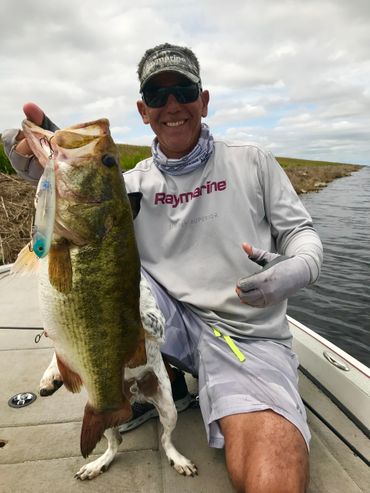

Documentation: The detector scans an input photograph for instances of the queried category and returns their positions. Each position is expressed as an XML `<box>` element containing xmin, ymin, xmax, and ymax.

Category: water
<box><xmin>287</xmin><ymin>166</ymin><xmax>370</xmax><ymax>367</ymax></box>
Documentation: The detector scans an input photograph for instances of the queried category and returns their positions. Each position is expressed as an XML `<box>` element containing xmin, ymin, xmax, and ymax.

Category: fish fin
<box><xmin>11</xmin><ymin>243</ymin><xmax>39</xmax><ymax>275</ymax></box>
<box><xmin>48</xmin><ymin>241</ymin><xmax>73</xmax><ymax>293</ymax></box>
<box><xmin>80</xmin><ymin>400</ymin><xmax>132</xmax><ymax>458</ymax></box>
<box><xmin>55</xmin><ymin>354</ymin><xmax>83</xmax><ymax>393</ymax></box>
<box><xmin>127</xmin><ymin>326</ymin><xmax>147</xmax><ymax>368</ymax></box>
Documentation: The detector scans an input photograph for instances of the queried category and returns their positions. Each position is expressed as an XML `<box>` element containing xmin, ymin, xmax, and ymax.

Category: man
<box><xmin>3</xmin><ymin>43</ymin><xmax>322</xmax><ymax>492</ymax></box>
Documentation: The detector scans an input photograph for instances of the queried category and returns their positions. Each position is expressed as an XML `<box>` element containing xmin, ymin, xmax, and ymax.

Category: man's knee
<box><xmin>219</xmin><ymin>410</ymin><xmax>309</xmax><ymax>493</ymax></box>
<box><xmin>230</xmin><ymin>460</ymin><xmax>309</xmax><ymax>493</ymax></box>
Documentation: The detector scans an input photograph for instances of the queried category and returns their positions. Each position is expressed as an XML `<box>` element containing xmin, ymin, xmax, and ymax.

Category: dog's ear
<box><xmin>128</xmin><ymin>192</ymin><xmax>143</xmax><ymax>220</ymax></box>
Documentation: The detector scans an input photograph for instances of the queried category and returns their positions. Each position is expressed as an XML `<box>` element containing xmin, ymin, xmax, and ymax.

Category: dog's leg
<box><xmin>144</xmin><ymin>347</ymin><xmax>197</xmax><ymax>476</ymax></box>
<box><xmin>39</xmin><ymin>352</ymin><xmax>64</xmax><ymax>396</ymax></box>
<box><xmin>152</xmin><ymin>380</ymin><xmax>197</xmax><ymax>476</ymax></box>
<box><xmin>157</xmin><ymin>392</ymin><xmax>197</xmax><ymax>476</ymax></box>
<box><xmin>139</xmin><ymin>274</ymin><xmax>165</xmax><ymax>341</ymax></box>
<box><xmin>74</xmin><ymin>427</ymin><xmax>122</xmax><ymax>480</ymax></box>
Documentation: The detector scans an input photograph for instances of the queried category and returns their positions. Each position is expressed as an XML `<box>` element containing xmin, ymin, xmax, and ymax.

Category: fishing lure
<box><xmin>32</xmin><ymin>155</ymin><xmax>56</xmax><ymax>258</ymax></box>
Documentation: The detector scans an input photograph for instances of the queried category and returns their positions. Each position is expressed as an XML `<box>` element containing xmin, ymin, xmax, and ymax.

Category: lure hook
<box><xmin>39</xmin><ymin>136</ymin><xmax>54</xmax><ymax>159</ymax></box>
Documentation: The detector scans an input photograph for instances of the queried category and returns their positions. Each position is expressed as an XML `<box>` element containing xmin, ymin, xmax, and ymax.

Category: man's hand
<box><xmin>236</xmin><ymin>243</ymin><xmax>311</xmax><ymax>307</ymax></box>
<box><xmin>2</xmin><ymin>102</ymin><xmax>59</xmax><ymax>182</ymax></box>
<box><xmin>15</xmin><ymin>103</ymin><xmax>59</xmax><ymax>156</ymax></box>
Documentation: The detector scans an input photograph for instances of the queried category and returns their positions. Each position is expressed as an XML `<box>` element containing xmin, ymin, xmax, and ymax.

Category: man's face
<box><xmin>137</xmin><ymin>72</ymin><xmax>210</xmax><ymax>159</ymax></box>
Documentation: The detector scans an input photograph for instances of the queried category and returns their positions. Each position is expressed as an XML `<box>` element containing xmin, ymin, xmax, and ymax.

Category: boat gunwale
<box><xmin>288</xmin><ymin>315</ymin><xmax>369</xmax><ymax>377</ymax></box>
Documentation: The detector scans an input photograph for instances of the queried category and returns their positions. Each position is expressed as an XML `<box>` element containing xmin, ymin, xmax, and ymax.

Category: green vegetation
<box><xmin>0</xmin><ymin>137</ymin><xmax>15</xmax><ymax>174</ymax></box>
<box><xmin>274</xmin><ymin>156</ymin><xmax>362</xmax><ymax>194</ymax></box>
<box><xmin>117</xmin><ymin>143</ymin><xmax>151</xmax><ymax>171</ymax></box>
<box><xmin>276</xmin><ymin>156</ymin><xmax>360</xmax><ymax>169</ymax></box>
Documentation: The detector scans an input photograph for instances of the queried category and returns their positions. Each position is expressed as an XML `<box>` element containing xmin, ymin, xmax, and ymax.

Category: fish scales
<box><xmin>40</xmin><ymin>229</ymin><xmax>141</xmax><ymax>409</ymax></box>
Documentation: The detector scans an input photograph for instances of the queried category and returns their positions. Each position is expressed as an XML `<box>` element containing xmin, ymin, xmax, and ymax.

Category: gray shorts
<box><xmin>144</xmin><ymin>271</ymin><xmax>311</xmax><ymax>450</ymax></box>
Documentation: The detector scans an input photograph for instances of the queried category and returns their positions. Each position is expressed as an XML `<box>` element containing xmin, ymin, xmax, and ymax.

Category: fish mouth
<box><xmin>22</xmin><ymin>118</ymin><xmax>110</xmax><ymax>137</ymax></box>
<box><xmin>53</xmin><ymin>118</ymin><xmax>110</xmax><ymax>148</ymax></box>
<box><xmin>22</xmin><ymin>118</ymin><xmax>111</xmax><ymax>159</ymax></box>
<box><xmin>60</xmin><ymin>118</ymin><xmax>110</xmax><ymax>136</ymax></box>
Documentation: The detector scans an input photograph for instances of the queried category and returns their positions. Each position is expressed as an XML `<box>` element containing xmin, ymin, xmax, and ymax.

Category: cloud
<box><xmin>0</xmin><ymin>0</ymin><xmax>369</xmax><ymax>165</ymax></box>
<box><xmin>208</xmin><ymin>103</ymin><xmax>266</xmax><ymax>125</ymax></box>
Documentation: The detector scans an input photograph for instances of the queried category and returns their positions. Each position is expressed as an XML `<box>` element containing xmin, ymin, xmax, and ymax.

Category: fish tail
<box><xmin>80</xmin><ymin>400</ymin><xmax>132</xmax><ymax>458</ymax></box>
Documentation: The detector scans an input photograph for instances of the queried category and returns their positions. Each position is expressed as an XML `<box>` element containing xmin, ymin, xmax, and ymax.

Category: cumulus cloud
<box><xmin>208</xmin><ymin>103</ymin><xmax>266</xmax><ymax>125</ymax></box>
<box><xmin>1</xmin><ymin>0</ymin><xmax>369</xmax><ymax>165</ymax></box>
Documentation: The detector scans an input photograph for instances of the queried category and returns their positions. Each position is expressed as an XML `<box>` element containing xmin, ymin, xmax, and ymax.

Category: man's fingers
<box><xmin>23</xmin><ymin>103</ymin><xmax>59</xmax><ymax>132</ymax></box>
<box><xmin>237</xmin><ymin>276</ymin><xmax>258</xmax><ymax>292</ymax></box>
<box><xmin>14</xmin><ymin>132</ymin><xmax>32</xmax><ymax>155</ymax></box>
<box><xmin>16</xmin><ymin>103</ymin><xmax>59</xmax><ymax>155</ymax></box>
<box><xmin>242</xmin><ymin>242</ymin><xmax>253</xmax><ymax>257</ymax></box>
<box><xmin>243</xmin><ymin>243</ymin><xmax>282</xmax><ymax>267</ymax></box>
<box><xmin>23</xmin><ymin>102</ymin><xmax>45</xmax><ymax>125</ymax></box>
<box><xmin>14</xmin><ymin>103</ymin><xmax>45</xmax><ymax>155</ymax></box>
<box><xmin>236</xmin><ymin>286</ymin><xmax>264</xmax><ymax>307</ymax></box>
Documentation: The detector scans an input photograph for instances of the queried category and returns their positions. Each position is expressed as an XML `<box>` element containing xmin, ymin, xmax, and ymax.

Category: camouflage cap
<box><xmin>138</xmin><ymin>43</ymin><xmax>201</xmax><ymax>90</ymax></box>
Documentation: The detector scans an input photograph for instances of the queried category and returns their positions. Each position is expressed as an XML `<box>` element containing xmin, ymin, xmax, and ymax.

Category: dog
<box><xmin>39</xmin><ymin>274</ymin><xmax>197</xmax><ymax>480</ymax></box>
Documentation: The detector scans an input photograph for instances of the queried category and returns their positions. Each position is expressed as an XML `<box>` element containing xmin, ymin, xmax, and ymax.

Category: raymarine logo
<box><xmin>154</xmin><ymin>180</ymin><xmax>227</xmax><ymax>208</ymax></box>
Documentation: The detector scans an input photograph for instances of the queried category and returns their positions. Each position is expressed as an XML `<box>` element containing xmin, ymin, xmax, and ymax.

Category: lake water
<box><xmin>287</xmin><ymin>166</ymin><xmax>370</xmax><ymax>367</ymax></box>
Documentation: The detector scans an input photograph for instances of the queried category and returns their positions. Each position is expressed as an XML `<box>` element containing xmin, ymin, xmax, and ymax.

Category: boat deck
<box><xmin>0</xmin><ymin>271</ymin><xmax>369</xmax><ymax>492</ymax></box>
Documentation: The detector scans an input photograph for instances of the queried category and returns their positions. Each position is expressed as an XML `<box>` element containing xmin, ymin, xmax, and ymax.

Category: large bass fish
<box><xmin>15</xmin><ymin>118</ymin><xmax>146</xmax><ymax>458</ymax></box>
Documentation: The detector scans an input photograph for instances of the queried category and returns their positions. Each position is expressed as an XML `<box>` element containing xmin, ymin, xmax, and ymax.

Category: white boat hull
<box><xmin>289</xmin><ymin>315</ymin><xmax>369</xmax><ymax>432</ymax></box>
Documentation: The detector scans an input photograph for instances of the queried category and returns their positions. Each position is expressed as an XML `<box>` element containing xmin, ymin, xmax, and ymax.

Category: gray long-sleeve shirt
<box><xmin>124</xmin><ymin>141</ymin><xmax>323</xmax><ymax>344</ymax></box>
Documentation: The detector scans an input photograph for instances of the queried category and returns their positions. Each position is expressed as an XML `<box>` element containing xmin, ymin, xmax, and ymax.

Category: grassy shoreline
<box><xmin>0</xmin><ymin>141</ymin><xmax>363</xmax><ymax>265</ymax></box>
<box><xmin>115</xmin><ymin>145</ymin><xmax>364</xmax><ymax>194</ymax></box>
<box><xmin>276</xmin><ymin>156</ymin><xmax>362</xmax><ymax>194</ymax></box>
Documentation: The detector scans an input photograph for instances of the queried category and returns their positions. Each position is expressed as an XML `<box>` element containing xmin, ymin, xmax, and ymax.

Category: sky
<box><xmin>1</xmin><ymin>0</ymin><xmax>369</xmax><ymax>165</ymax></box>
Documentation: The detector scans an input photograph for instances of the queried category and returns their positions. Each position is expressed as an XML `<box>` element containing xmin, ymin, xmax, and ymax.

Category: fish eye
<box><xmin>102</xmin><ymin>154</ymin><xmax>117</xmax><ymax>168</ymax></box>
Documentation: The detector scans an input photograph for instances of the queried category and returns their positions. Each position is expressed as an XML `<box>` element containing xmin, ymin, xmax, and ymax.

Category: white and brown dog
<box><xmin>39</xmin><ymin>274</ymin><xmax>197</xmax><ymax>480</ymax></box>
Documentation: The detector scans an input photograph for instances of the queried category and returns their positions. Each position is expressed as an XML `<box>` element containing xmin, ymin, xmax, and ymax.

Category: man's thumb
<box><xmin>23</xmin><ymin>102</ymin><xmax>45</xmax><ymax>125</ymax></box>
<box><xmin>242</xmin><ymin>242</ymin><xmax>253</xmax><ymax>257</ymax></box>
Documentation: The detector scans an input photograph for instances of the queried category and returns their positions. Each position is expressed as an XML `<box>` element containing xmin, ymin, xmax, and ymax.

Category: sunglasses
<box><xmin>141</xmin><ymin>83</ymin><xmax>201</xmax><ymax>108</ymax></box>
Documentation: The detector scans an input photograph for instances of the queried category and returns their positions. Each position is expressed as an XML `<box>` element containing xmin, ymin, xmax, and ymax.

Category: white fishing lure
<box><xmin>32</xmin><ymin>158</ymin><xmax>56</xmax><ymax>258</ymax></box>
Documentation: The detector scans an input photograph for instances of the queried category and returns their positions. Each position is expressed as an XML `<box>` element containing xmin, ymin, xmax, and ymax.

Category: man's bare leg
<box><xmin>219</xmin><ymin>410</ymin><xmax>309</xmax><ymax>493</ymax></box>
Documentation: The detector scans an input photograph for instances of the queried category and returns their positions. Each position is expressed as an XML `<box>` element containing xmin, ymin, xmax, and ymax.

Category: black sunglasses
<box><xmin>141</xmin><ymin>83</ymin><xmax>201</xmax><ymax>108</ymax></box>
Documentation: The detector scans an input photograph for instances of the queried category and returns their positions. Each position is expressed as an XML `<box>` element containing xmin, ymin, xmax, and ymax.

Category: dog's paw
<box><xmin>39</xmin><ymin>362</ymin><xmax>63</xmax><ymax>396</ymax></box>
<box><xmin>169</xmin><ymin>454</ymin><xmax>198</xmax><ymax>477</ymax></box>
<box><xmin>74</xmin><ymin>458</ymin><xmax>110</xmax><ymax>480</ymax></box>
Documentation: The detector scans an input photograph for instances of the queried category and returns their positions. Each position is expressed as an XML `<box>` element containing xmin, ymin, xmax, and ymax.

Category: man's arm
<box><xmin>236</xmin><ymin>149</ymin><xmax>323</xmax><ymax>307</ymax></box>
<box><xmin>236</xmin><ymin>242</ymin><xmax>315</xmax><ymax>307</ymax></box>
